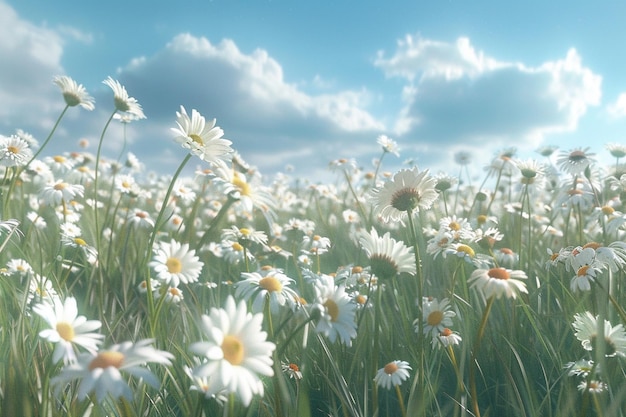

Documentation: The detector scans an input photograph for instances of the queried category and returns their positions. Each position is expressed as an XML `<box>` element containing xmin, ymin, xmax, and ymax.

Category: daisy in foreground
<box><xmin>374</xmin><ymin>360</ymin><xmax>411</xmax><ymax>390</ymax></box>
<box><xmin>189</xmin><ymin>296</ymin><xmax>275</xmax><ymax>407</ymax></box>
<box><xmin>368</xmin><ymin>167</ymin><xmax>438</xmax><ymax>222</ymax></box>
<box><xmin>468</xmin><ymin>267</ymin><xmax>528</xmax><ymax>299</ymax></box>
<box><xmin>50</xmin><ymin>339</ymin><xmax>173</xmax><ymax>403</ymax></box>
<box><xmin>32</xmin><ymin>296</ymin><xmax>103</xmax><ymax>364</ymax></box>
<box><xmin>310</xmin><ymin>273</ymin><xmax>358</xmax><ymax>346</ymax></box>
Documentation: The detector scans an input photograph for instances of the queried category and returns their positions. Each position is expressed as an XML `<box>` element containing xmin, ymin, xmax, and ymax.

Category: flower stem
<box><xmin>396</xmin><ymin>384</ymin><xmax>407</xmax><ymax>417</ymax></box>
<box><xmin>469</xmin><ymin>295</ymin><xmax>495</xmax><ymax>417</ymax></box>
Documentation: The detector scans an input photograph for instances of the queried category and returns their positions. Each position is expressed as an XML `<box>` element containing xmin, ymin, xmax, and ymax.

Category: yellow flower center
<box><xmin>351</xmin><ymin>266</ymin><xmax>363</xmax><ymax>274</ymax></box>
<box><xmin>582</xmin><ymin>242</ymin><xmax>601</xmax><ymax>250</ymax></box>
<box><xmin>56</xmin><ymin>322</ymin><xmax>75</xmax><ymax>342</ymax></box>
<box><xmin>355</xmin><ymin>294</ymin><xmax>367</xmax><ymax>305</ymax></box>
<box><xmin>323</xmin><ymin>299</ymin><xmax>340</xmax><ymax>322</ymax></box>
<box><xmin>477</xmin><ymin>214</ymin><xmax>488</xmax><ymax>225</ymax></box>
<box><xmin>427</xmin><ymin>310</ymin><xmax>444</xmax><ymax>326</ymax></box>
<box><xmin>7</xmin><ymin>145</ymin><xmax>19</xmax><ymax>154</ymax></box>
<box><xmin>166</xmin><ymin>257</ymin><xmax>182</xmax><ymax>274</ymax></box>
<box><xmin>383</xmin><ymin>362</ymin><xmax>399</xmax><ymax>375</ymax></box>
<box><xmin>222</xmin><ymin>335</ymin><xmax>245</xmax><ymax>365</ymax></box>
<box><xmin>240</xmin><ymin>228</ymin><xmax>250</xmax><ymax>236</ymax></box>
<box><xmin>456</xmin><ymin>245</ymin><xmax>475</xmax><ymax>258</ymax></box>
<box><xmin>601</xmin><ymin>206</ymin><xmax>615</xmax><ymax>215</ymax></box>
<box><xmin>232</xmin><ymin>173</ymin><xmax>252</xmax><ymax>196</ymax></box>
<box><xmin>188</xmin><ymin>133</ymin><xmax>204</xmax><ymax>145</ymax></box>
<box><xmin>449</xmin><ymin>221</ymin><xmax>461</xmax><ymax>231</ymax></box>
<box><xmin>74</xmin><ymin>237</ymin><xmax>87</xmax><ymax>246</ymax></box>
<box><xmin>259</xmin><ymin>276</ymin><xmax>283</xmax><ymax>293</ymax></box>
<box><xmin>168</xmin><ymin>287</ymin><xmax>182</xmax><ymax>297</ymax></box>
<box><xmin>89</xmin><ymin>351</ymin><xmax>125</xmax><ymax>370</ymax></box>
<box><xmin>232</xmin><ymin>242</ymin><xmax>244</xmax><ymax>252</ymax></box>
<box><xmin>577</xmin><ymin>265</ymin><xmax>590</xmax><ymax>277</ymax></box>
<box><xmin>53</xmin><ymin>155</ymin><xmax>66</xmax><ymax>163</ymax></box>
<box><xmin>54</xmin><ymin>182</ymin><xmax>67</xmax><ymax>191</ymax></box>
<box><xmin>487</xmin><ymin>267</ymin><xmax>510</xmax><ymax>280</ymax></box>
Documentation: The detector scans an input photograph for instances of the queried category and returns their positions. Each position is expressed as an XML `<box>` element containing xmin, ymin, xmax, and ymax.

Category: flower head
<box><xmin>557</xmin><ymin>147</ymin><xmax>596</xmax><ymax>175</ymax></box>
<box><xmin>309</xmin><ymin>273</ymin><xmax>358</xmax><ymax>346</ymax></box>
<box><xmin>359</xmin><ymin>228</ymin><xmax>416</xmax><ymax>280</ymax></box>
<box><xmin>54</xmin><ymin>75</ymin><xmax>95</xmax><ymax>110</ymax></box>
<box><xmin>468</xmin><ymin>267</ymin><xmax>528</xmax><ymax>299</ymax></box>
<box><xmin>418</xmin><ymin>297</ymin><xmax>456</xmax><ymax>338</ymax></box>
<box><xmin>236</xmin><ymin>268</ymin><xmax>299</xmax><ymax>313</ymax></box>
<box><xmin>171</xmin><ymin>106</ymin><xmax>233</xmax><ymax>169</ymax></box>
<box><xmin>368</xmin><ymin>167</ymin><xmax>438</xmax><ymax>222</ymax></box>
<box><xmin>32</xmin><ymin>296</ymin><xmax>103</xmax><ymax>363</ymax></box>
<box><xmin>50</xmin><ymin>339</ymin><xmax>173</xmax><ymax>403</ymax></box>
<box><xmin>374</xmin><ymin>360</ymin><xmax>411</xmax><ymax>390</ymax></box>
<box><xmin>149</xmin><ymin>239</ymin><xmax>203</xmax><ymax>287</ymax></box>
<box><xmin>189</xmin><ymin>296</ymin><xmax>275</xmax><ymax>406</ymax></box>
<box><xmin>102</xmin><ymin>76</ymin><xmax>145</xmax><ymax>119</ymax></box>
<box><xmin>572</xmin><ymin>312</ymin><xmax>626</xmax><ymax>357</ymax></box>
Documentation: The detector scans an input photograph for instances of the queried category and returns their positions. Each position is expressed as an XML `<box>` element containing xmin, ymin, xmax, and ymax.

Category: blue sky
<box><xmin>2</xmin><ymin>0</ymin><xmax>626</xmax><ymax>181</ymax></box>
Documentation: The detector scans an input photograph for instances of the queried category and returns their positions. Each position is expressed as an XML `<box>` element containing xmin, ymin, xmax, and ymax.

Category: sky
<box><xmin>2</xmin><ymin>0</ymin><xmax>626</xmax><ymax>182</ymax></box>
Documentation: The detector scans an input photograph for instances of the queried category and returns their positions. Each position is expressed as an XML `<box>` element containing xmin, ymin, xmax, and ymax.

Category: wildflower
<box><xmin>114</xmin><ymin>174</ymin><xmax>140</xmax><ymax>195</ymax></box>
<box><xmin>221</xmin><ymin>225</ymin><xmax>268</xmax><ymax>247</ymax></box>
<box><xmin>61</xmin><ymin>234</ymin><xmax>98</xmax><ymax>264</ymax></box>
<box><xmin>127</xmin><ymin>209</ymin><xmax>155</xmax><ymax>229</ymax></box>
<box><xmin>572</xmin><ymin>312</ymin><xmax>626</xmax><ymax>357</ymax></box>
<box><xmin>557</xmin><ymin>147</ymin><xmax>596</xmax><ymax>175</ymax></box>
<box><xmin>454</xmin><ymin>151</ymin><xmax>472</xmax><ymax>166</ymax></box>
<box><xmin>0</xmin><ymin>135</ymin><xmax>32</xmax><ymax>166</ymax></box>
<box><xmin>439</xmin><ymin>215</ymin><xmax>474</xmax><ymax>241</ymax></box>
<box><xmin>368</xmin><ymin>167</ymin><xmax>438</xmax><ymax>222</ymax></box>
<box><xmin>515</xmin><ymin>158</ymin><xmax>546</xmax><ymax>189</ymax></box>
<box><xmin>468</xmin><ymin>267</ymin><xmax>528</xmax><ymax>299</ymax></box>
<box><xmin>359</xmin><ymin>228</ymin><xmax>416</xmax><ymax>280</ymax></box>
<box><xmin>32</xmin><ymin>297</ymin><xmax>103</xmax><ymax>364</ymax></box>
<box><xmin>40</xmin><ymin>180</ymin><xmax>84</xmax><ymax>206</ymax></box>
<box><xmin>184</xmin><ymin>362</ymin><xmax>228</xmax><ymax>402</ymax></box>
<box><xmin>578</xmin><ymin>379</ymin><xmax>607</xmax><ymax>394</ymax></box>
<box><xmin>309</xmin><ymin>273</ymin><xmax>358</xmax><ymax>346</ymax></box>
<box><xmin>161</xmin><ymin>286</ymin><xmax>184</xmax><ymax>303</ymax></box>
<box><xmin>301</xmin><ymin>234</ymin><xmax>331</xmax><ymax>255</ymax></box>
<box><xmin>418</xmin><ymin>297</ymin><xmax>456</xmax><ymax>338</ymax></box>
<box><xmin>171</xmin><ymin>106</ymin><xmax>233</xmax><ymax>169</ymax></box>
<box><xmin>495</xmin><ymin>248</ymin><xmax>519</xmax><ymax>268</ymax></box>
<box><xmin>236</xmin><ymin>269</ymin><xmax>299</xmax><ymax>313</ymax></box>
<box><xmin>50</xmin><ymin>339</ymin><xmax>173</xmax><ymax>403</ymax></box>
<box><xmin>606</xmin><ymin>143</ymin><xmax>626</xmax><ymax>159</ymax></box>
<box><xmin>374</xmin><ymin>360</ymin><xmax>411</xmax><ymax>390</ymax></box>
<box><xmin>137</xmin><ymin>278</ymin><xmax>160</xmax><ymax>294</ymax></box>
<box><xmin>377</xmin><ymin>134</ymin><xmax>400</xmax><ymax>157</ymax></box>
<box><xmin>221</xmin><ymin>240</ymin><xmax>254</xmax><ymax>265</ymax></box>
<box><xmin>53</xmin><ymin>75</ymin><xmax>95</xmax><ymax>110</ymax></box>
<box><xmin>189</xmin><ymin>296</ymin><xmax>275</xmax><ymax>407</ymax></box>
<box><xmin>27</xmin><ymin>275</ymin><xmax>58</xmax><ymax>307</ymax></box>
<box><xmin>6</xmin><ymin>258</ymin><xmax>33</xmax><ymax>277</ymax></box>
<box><xmin>149</xmin><ymin>240</ymin><xmax>203</xmax><ymax>287</ymax></box>
<box><xmin>432</xmin><ymin>328</ymin><xmax>463</xmax><ymax>349</ymax></box>
<box><xmin>102</xmin><ymin>76</ymin><xmax>146</xmax><ymax>119</ymax></box>
<box><xmin>569</xmin><ymin>247</ymin><xmax>603</xmax><ymax>292</ymax></box>
<box><xmin>282</xmin><ymin>362</ymin><xmax>303</xmax><ymax>380</ymax></box>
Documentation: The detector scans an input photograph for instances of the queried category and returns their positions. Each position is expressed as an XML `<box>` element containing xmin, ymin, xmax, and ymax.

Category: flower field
<box><xmin>1</xmin><ymin>75</ymin><xmax>626</xmax><ymax>416</ymax></box>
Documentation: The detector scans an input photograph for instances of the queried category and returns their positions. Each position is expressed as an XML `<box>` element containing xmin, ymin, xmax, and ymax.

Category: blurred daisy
<box><xmin>32</xmin><ymin>296</ymin><xmax>103</xmax><ymax>364</ymax></box>
<box><xmin>418</xmin><ymin>297</ymin><xmax>456</xmax><ymax>338</ymax></box>
<box><xmin>432</xmin><ymin>328</ymin><xmax>462</xmax><ymax>349</ymax></box>
<box><xmin>565</xmin><ymin>359</ymin><xmax>594</xmax><ymax>378</ymax></box>
<box><xmin>578</xmin><ymin>379</ymin><xmax>607</xmax><ymax>394</ymax></box>
<box><xmin>468</xmin><ymin>267</ymin><xmax>528</xmax><ymax>299</ymax></box>
<box><xmin>606</xmin><ymin>143</ymin><xmax>626</xmax><ymax>159</ymax></box>
<box><xmin>27</xmin><ymin>275</ymin><xmax>58</xmax><ymax>307</ymax></box>
<box><xmin>103</xmin><ymin>76</ymin><xmax>146</xmax><ymax>119</ymax></box>
<box><xmin>572</xmin><ymin>312</ymin><xmax>626</xmax><ymax>357</ymax></box>
<box><xmin>368</xmin><ymin>167</ymin><xmax>438</xmax><ymax>222</ymax></box>
<box><xmin>171</xmin><ymin>106</ymin><xmax>233</xmax><ymax>169</ymax></box>
<box><xmin>557</xmin><ymin>147</ymin><xmax>596</xmax><ymax>175</ymax></box>
<box><xmin>161</xmin><ymin>286</ymin><xmax>184</xmax><ymax>303</ymax></box>
<box><xmin>51</xmin><ymin>339</ymin><xmax>173</xmax><ymax>403</ymax></box>
<box><xmin>54</xmin><ymin>75</ymin><xmax>95</xmax><ymax>110</ymax></box>
<box><xmin>0</xmin><ymin>135</ymin><xmax>32</xmax><ymax>167</ymax></box>
<box><xmin>189</xmin><ymin>296</ymin><xmax>275</xmax><ymax>407</ymax></box>
<box><xmin>359</xmin><ymin>228</ymin><xmax>416</xmax><ymax>280</ymax></box>
<box><xmin>149</xmin><ymin>239</ymin><xmax>203</xmax><ymax>287</ymax></box>
<box><xmin>236</xmin><ymin>269</ymin><xmax>299</xmax><ymax>313</ymax></box>
<box><xmin>310</xmin><ymin>273</ymin><xmax>357</xmax><ymax>346</ymax></box>
<box><xmin>184</xmin><ymin>362</ymin><xmax>228</xmax><ymax>403</ymax></box>
<box><xmin>377</xmin><ymin>134</ymin><xmax>400</xmax><ymax>157</ymax></box>
<box><xmin>40</xmin><ymin>180</ymin><xmax>84</xmax><ymax>206</ymax></box>
<box><xmin>374</xmin><ymin>360</ymin><xmax>411</xmax><ymax>390</ymax></box>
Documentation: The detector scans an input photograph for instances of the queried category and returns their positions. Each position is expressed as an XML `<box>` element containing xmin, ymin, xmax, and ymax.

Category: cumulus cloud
<box><xmin>115</xmin><ymin>33</ymin><xmax>385</xmax><ymax>176</ymax></box>
<box><xmin>375</xmin><ymin>34</ymin><xmax>602</xmax><ymax>169</ymax></box>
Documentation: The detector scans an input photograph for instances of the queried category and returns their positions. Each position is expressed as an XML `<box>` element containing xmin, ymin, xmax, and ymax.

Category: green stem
<box><xmin>469</xmin><ymin>295</ymin><xmax>495</xmax><ymax>417</ymax></box>
<box><xmin>396</xmin><ymin>384</ymin><xmax>407</xmax><ymax>417</ymax></box>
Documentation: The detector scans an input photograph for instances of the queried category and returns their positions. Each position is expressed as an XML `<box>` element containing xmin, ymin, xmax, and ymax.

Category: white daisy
<box><xmin>236</xmin><ymin>268</ymin><xmax>299</xmax><ymax>313</ymax></box>
<box><xmin>54</xmin><ymin>75</ymin><xmax>95</xmax><ymax>110</ymax></box>
<box><xmin>149</xmin><ymin>239</ymin><xmax>203</xmax><ymax>287</ymax></box>
<box><xmin>468</xmin><ymin>267</ymin><xmax>528</xmax><ymax>300</ymax></box>
<box><xmin>309</xmin><ymin>273</ymin><xmax>357</xmax><ymax>346</ymax></box>
<box><xmin>572</xmin><ymin>312</ymin><xmax>626</xmax><ymax>357</ymax></box>
<box><xmin>374</xmin><ymin>360</ymin><xmax>411</xmax><ymax>390</ymax></box>
<box><xmin>102</xmin><ymin>76</ymin><xmax>146</xmax><ymax>119</ymax></box>
<box><xmin>359</xmin><ymin>228</ymin><xmax>416</xmax><ymax>280</ymax></box>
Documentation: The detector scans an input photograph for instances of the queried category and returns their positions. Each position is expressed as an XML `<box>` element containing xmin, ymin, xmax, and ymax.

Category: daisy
<box><xmin>171</xmin><ymin>106</ymin><xmax>233</xmax><ymax>169</ymax></box>
<box><xmin>0</xmin><ymin>135</ymin><xmax>32</xmax><ymax>167</ymax></box>
<box><xmin>236</xmin><ymin>268</ymin><xmax>299</xmax><ymax>313</ymax></box>
<box><xmin>6</xmin><ymin>258</ymin><xmax>33</xmax><ymax>277</ymax></box>
<box><xmin>569</xmin><ymin>247</ymin><xmax>603</xmax><ymax>292</ymax></box>
<box><xmin>578</xmin><ymin>379</ymin><xmax>607</xmax><ymax>394</ymax></box>
<box><xmin>50</xmin><ymin>339</ymin><xmax>173</xmax><ymax>403</ymax></box>
<box><xmin>572</xmin><ymin>312</ymin><xmax>626</xmax><ymax>357</ymax></box>
<box><xmin>39</xmin><ymin>180</ymin><xmax>84</xmax><ymax>206</ymax></box>
<box><xmin>221</xmin><ymin>225</ymin><xmax>268</xmax><ymax>248</ymax></box>
<box><xmin>309</xmin><ymin>273</ymin><xmax>357</xmax><ymax>346</ymax></box>
<box><xmin>468</xmin><ymin>267</ymin><xmax>528</xmax><ymax>300</ymax></box>
<box><xmin>432</xmin><ymin>328</ymin><xmax>463</xmax><ymax>349</ymax></box>
<box><xmin>32</xmin><ymin>296</ymin><xmax>103</xmax><ymax>364</ymax></box>
<box><xmin>184</xmin><ymin>362</ymin><xmax>228</xmax><ymax>403</ymax></box>
<box><xmin>149</xmin><ymin>239</ymin><xmax>203</xmax><ymax>287</ymax></box>
<box><xmin>557</xmin><ymin>147</ymin><xmax>596</xmax><ymax>175</ymax></box>
<box><xmin>102</xmin><ymin>76</ymin><xmax>146</xmax><ymax>119</ymax></box>
<box><xmin>374</xmin><ymin>360</ymin><xmax>411</xmax><ymax>390</ymax></box>
<box><xmin>417</xmin><ymin>297</ymin><xmax>456</xmax><ymax>338</ymax></box>
<box><xmin>53</xmin><ymin>75</ymin><xmax>95</xmax><ymax>110</ymax></box>
<box><xmin>565</xmin><ymin>359</ymin><xmax>594</xmax><ymax>378</ymax></box>
<box><xmin>127</xmin><ymin>209</ymin><xmax>155</xmax><ymax>229</ymax></box>
<box><xmin>281</xmin><ymin>362</ymin><xmax>303</xmax><ymax>380</ymax></box>
<box><xmin>27</xmin><ymin>275</ymin><xmax>58</xmax><ymax>307</ymax></box>
<box><xmin>377</xmin><ymin>134</ymin><xmax>400</xmax><ymax>157</ymax></box>
<box><xmin>161</xmin><ymin>286</ymin><xmax>184</xmax><ymax>303</ymax></box>
<box><xmin>301</xmin><ymin>234</ymin><xmax>331</xmax><ymax>255</ymax></box>
<box><xmin>368</xmin><ymin>167</ymin><xmax>438</xmax><ymax>222</ymax></box>
<box><xmin>189</xmin><ymin>296</ymin><xmax>275</xmax><ymax>407</ymax></box>
<box><xmin>606</xmin><ymin>143</ymin><xmax>626</xmax><ymax>159</ymax></box>
<box><xmin>358</xmin><ymin>228</ymin><xmax>416</xmax><ymax>280</ymax></box>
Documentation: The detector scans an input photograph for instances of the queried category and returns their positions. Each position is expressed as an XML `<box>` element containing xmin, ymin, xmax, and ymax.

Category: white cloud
<box><xmin>607</xmin><ymin>92</ymin><xmax>626</xmax><ymax>118</ymax></box>
<box><xmin>375</xmin><ymin>34</ymin><xmax>602</xmax><ymax>158</ymax></box>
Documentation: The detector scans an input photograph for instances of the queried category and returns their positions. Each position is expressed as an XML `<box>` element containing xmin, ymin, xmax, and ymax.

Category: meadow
<box><xmin>1</xmin><ymin>75</ymin><xmax>625</xmax><ymax>417</ymax></box>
